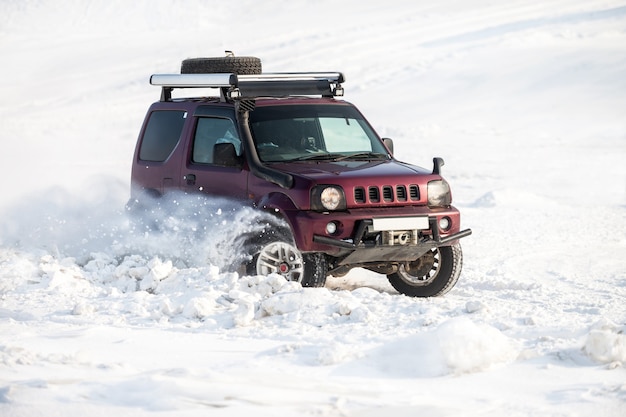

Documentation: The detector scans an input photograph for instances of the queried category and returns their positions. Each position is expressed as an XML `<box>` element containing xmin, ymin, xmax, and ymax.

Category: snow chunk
<box><xmin>233</xmin><ymin>300</ymin><xmax>256</xmax><ymax>327</ymax></box>
<box><xmin>583</xmin><ymin>320</ymin><xmax>626</xmax><ymax>365</ymax></box>
<box><xmin>261</xmin><ymin>287</ymin><xmax>306</xmax><ymax>316</ymax></box>
<box><xmin>318</xmin><ymin>343</ymin><xmax>362</xmax><ymax>366</ymax></box>
<box><xmin>436</xmin><ymin>317</ymin><xmax>518</xmax><ymax>373</ymax></box>
<box><xmin>465</xmin><ymin>300</ymin><xmax>488</xmax><ymax>313</ymax></box>
<box><xmin>39</xmin><ymin>256</ymin><xmax>92</xmax><ymax>293</ymax></box>
<box><xmin>260</xmin><ymin>283</ymin><xmax>342</xmax><ymax>317</ymax></box>
<box><xmin>147</xmin><ymin>257</ymin><xmax>173</xmax><ymax>281</ymax></box>
<box><xmin>72</xmin><ymin>302</ymin><xmax>95</xmax><ymax>316</ymax></box>
<box><xmin>182</xmin><ymin>297</ymin><xmax>216</xmax><ymax>320</ymax></box>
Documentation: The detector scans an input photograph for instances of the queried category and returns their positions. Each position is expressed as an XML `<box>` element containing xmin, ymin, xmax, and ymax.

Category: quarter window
<box><xmin>139</xmin><ymin>110</ymin><xmax>186</xmax><ymax>162</ymax></box>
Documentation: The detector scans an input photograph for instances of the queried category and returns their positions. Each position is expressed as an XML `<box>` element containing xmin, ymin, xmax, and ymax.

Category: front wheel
<box><xmin>387</xmin><ymin>244</ymin><xmax>463</xmax><ymax>297</ymax></box>
<box><xmin>245</xmin><ymin>231</ymin><xmax>327</xmax><ymax>288</ymax></box>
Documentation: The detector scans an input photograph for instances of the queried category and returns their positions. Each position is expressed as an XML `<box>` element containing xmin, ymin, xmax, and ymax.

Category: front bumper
<box><xmin>313</xmin><ymin>216</ymin><xmax>472</xmax><ymax>265</ymax></box>
<box><xmin>285</xmin><ymin>206</ymin><xmax>471</xmax><ymax>265</ymax></box>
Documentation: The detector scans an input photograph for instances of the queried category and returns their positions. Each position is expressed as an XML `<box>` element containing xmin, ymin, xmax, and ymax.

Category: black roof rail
<box><xmin>149</xmin><ymin>72</ymin><xmax>345</xmax><ymax>102</ymax></box>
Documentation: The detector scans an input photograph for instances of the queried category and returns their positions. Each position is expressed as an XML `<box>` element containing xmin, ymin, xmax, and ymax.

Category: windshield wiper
<box><xmin>291</xmin><ymin>152</ymin><xmax>388</xmax><ymax>162</ymax></box>
<box><xmin>332</xmin><ymin>152</ymin><xmax>389</xmax><ymax>161</ymax></box>
<box><xmin>292</xmin><ymin>153</ymin><xmax>346</xmax><ymax>161</ymax></box>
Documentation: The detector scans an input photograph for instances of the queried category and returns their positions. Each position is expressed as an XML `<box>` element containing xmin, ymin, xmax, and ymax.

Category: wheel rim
<box><xmin>255</xmin><ymin>241</ymin><xmax>304</xmax><ymax>282</ymax></box>
<box><xmin>397</xmin><ymin>248</ymin><xmax>440</xmax><ymax>286</ymax></box>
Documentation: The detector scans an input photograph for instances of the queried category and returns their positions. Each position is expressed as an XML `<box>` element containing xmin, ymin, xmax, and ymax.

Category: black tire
<box><xmin>181</xmin><ymin>56</ymin><xmax>262</xmax><ymax>75</ymax></box>
<box><xmin>301</xmin><ymin>252</ymin><xmax>328</xmax><ymax>288</ymax></box>
<box><xmin>387</xmin><ymin>244</ymin><xmax>463</xmax><ymax>297</ymax></box>
<box><xmin>243</xmin><ymin>226</ymin><xmax>327</xmax><ymax>287</ymax></box>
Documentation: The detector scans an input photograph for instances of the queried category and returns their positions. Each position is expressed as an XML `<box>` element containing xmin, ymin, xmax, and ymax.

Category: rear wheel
<box><xmin>387</xmin><ymin>244</ymin><xmax>462</xmax><ymax>297</ymax></box>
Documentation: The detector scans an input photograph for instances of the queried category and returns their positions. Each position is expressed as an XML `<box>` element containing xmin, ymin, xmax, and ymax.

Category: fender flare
<box><xmin>255</xmin><ymin>192</ymin><xmax>302</xmax><ymax>240</ymax></box>
<box><xmin>256</xmin><ymin>192</ymin><xmax>298</xmax><ymax>215</ymax></box>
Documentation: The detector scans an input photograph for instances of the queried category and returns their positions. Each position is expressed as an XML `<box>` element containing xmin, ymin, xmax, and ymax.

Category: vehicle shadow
<box><xmin>325</xmin><ymin>270</ymin><xmax>399</xmax><ymax>295</ymax></box>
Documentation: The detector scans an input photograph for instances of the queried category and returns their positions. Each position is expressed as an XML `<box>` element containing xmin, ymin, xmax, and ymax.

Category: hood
<box><xmin>269</xmin><ymin>159</ymin><xmax>431</xmax><ymax>182</ymax></box>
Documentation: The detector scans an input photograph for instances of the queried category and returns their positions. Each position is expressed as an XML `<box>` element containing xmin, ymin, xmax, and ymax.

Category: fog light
<box><xmin>326</xmin><ymin>222</ymin><xmax>337</xmax><ymax>235</ymax></box>
<box><xmin>439</xmin><ymin>216</ymin><xmax>451</xmax><ymax>231</ymax></box>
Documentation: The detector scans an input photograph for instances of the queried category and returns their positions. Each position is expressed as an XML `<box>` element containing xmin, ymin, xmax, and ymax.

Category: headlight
<box><xmin>427</xmin><ymin>180</ymin><xmax>451</xmax><ymax>207</ymax></box>
<box><xmin>311</xmin><ymin>186</ymin><xmax>346</xmax><ymax>211</ymax></box>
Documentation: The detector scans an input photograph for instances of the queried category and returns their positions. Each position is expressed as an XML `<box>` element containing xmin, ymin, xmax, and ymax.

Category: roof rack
<box><xmin>149</xmin><ymin>72</ymin><xmax>345</xmax><ymax>102</ymax></box>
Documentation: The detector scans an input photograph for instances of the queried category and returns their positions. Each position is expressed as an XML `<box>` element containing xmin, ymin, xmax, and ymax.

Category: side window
<box><xmin>192</xmin><ymin>117</ymin><xmax>241</xmax><ymax>164</ymax></box>
<box><xmin>139</xmin><ymin>110</ymin><xmax>187</xmax><ymax>162</ymax></box>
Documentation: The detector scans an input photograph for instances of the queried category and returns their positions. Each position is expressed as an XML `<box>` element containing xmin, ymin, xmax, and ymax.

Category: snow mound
<box><xmin>2</xmin><ymin>248</ymin><xmax>384</xmax><ymax>330</ymax></box>
<box><xmin>583</xmin><ymin>320</ymin><xmax>626</xmax><ymax>365</ymax></box>
<box><xmin>351</xmin><ymin>317</ymin><xmax>518</xmax><ymax>378</ymax></box>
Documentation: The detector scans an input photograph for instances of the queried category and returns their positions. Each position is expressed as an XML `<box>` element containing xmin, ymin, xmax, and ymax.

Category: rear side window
<box><xmin>139</xmin><ymin>110</ymin><xmax>187</xmax><ymax>161</ymax></box>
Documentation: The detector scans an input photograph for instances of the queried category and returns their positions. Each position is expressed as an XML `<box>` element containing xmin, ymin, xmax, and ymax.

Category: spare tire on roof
<box><xmin>181</xmin><ymin>56</ymin><xmax>262</xmax><ymax>75</ymax></box>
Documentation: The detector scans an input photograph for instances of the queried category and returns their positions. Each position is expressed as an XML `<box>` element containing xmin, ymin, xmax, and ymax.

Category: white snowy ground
<box><xmin>1</xmin><ymin>0</ymin><xmax>626</xmax><ymax>416</ymax></box>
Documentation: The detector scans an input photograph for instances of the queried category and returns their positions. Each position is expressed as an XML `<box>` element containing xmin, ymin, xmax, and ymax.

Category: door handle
<box><xmin>184</xmin><ymin>174</ymin><xmax>196</xmax><ymax>185</ymax></box>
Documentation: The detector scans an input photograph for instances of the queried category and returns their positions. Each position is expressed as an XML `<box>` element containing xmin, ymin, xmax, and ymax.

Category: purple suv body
<box><xmin>130</xmin><ymin>57</ymin><xmax>471</xmax><ymax>297</ymax></box>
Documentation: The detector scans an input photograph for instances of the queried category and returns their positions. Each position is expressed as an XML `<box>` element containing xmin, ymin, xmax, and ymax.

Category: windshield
<box><xmin>249</xmin><ymin>104</ymin><xmax>389</xmax><ymax>162</ymax></box>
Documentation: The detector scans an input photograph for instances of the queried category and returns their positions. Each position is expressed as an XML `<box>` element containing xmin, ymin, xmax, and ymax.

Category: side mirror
<box><xmin>383</xmin><ymin>138</ymin><xmax>394</xmax><ymax>156</ymax></box>
<box><xmin>214</xmin><ymin>143</ymin><xmax>242</xmax><ymax>167</ymax></box>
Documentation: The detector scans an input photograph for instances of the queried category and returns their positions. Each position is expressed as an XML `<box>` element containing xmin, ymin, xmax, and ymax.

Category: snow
<box><xmin>1</xmin><ymin>0</ymin><xmax>626</xmax><ymax>415</ymax></box>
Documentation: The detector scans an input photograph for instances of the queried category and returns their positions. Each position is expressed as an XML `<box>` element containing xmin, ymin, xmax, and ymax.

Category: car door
<box><xmin>181</xmin><ymin>109</ymin><xmax>248</xmax><ymax>200</ymax></box>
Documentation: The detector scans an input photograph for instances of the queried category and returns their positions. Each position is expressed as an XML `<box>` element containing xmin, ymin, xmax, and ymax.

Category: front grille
<box><xmin>354</xmin><ymin>184</ymin><xmax>420</xmax><ymax>204</ymax></box>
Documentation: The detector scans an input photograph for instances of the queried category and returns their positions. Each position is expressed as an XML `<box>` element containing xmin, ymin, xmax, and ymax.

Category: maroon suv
<box><xmin>130</xmin><ymin>55</ymin><xmax>471</xmax><ymax>297</ymax></box>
